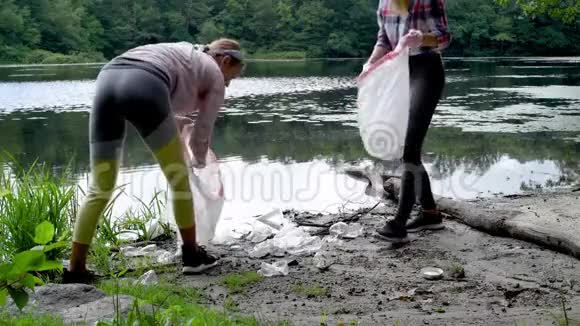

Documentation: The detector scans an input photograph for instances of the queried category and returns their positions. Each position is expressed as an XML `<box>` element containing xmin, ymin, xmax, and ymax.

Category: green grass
<box><xmin>0</xmin><ymin>312</ymin><xmax>65</xmax><ymax>326</ymax></box>
<box><xmin>450</xmin><ymin>262</ymin><xmax>466</xmax><ymax>279</ymax></box>
<box><xmin>99</xmin><ymin>280</ymin><xmax>203</xmax><ymax>308</ymax></box>
<box><xmin>116</xmin><ymin>191</ymin><xmax>173</xmax><ymax>242</ymax></box>
<box><xmin>549</xmin><ymin>296</ymin><xmax>580</xmax><ymax>326</ymax></box>
<box><xmin>0</xmin><ymin>155</ymin><xmax>76</xmax><ymax>261</ymax></box>
<box><xmin>224</xmin><ymin>296</ymin><xmax>239</xmax><ymax>312</ymax></box>
<box><xmin>292</xmin><ymin>283</ymin><xmax>329</xmax><ymax>298</ymax></box>
<box><xmin>220</xmin><ymin>272</ymin><xmax>263</xmax><ymax>294</ymax></box>
<box><xmin>99</xmin><ymin>280</ymin><xmax>267</xmax><ymax>325</ymax></box>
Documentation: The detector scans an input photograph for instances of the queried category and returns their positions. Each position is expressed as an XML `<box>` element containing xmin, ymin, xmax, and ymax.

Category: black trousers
<box><xmin>395</xmin><ymin>52</ymin><xmax>445</xmax><ymax>223</ymax></box>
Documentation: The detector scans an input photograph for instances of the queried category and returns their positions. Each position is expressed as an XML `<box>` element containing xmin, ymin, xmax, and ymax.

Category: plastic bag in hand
<box><xmin>357</xmin><ymin>46</ymin><xmax>410</xmax><ymax>160</ymax></box>
<box><xmin>180</xmin><ymin>130</ymin><xmax>225</xmax><ymax>246</ymax></box>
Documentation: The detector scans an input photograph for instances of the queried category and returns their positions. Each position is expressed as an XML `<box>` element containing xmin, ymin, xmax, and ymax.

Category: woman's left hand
<box><xmin>402</xmin><ymin>29</ymin><xmax>423</xmax><ymax>48</ymax></box>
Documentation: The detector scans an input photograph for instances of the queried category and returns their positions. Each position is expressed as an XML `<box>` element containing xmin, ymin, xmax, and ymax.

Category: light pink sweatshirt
<box><xmin>117</xmin><ymin>42</ymin><xmax>225</xmax><ymax>163</ymax></box>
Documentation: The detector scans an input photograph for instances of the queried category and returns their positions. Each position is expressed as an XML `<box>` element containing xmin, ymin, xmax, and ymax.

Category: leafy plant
<box><xmin>0</xmin><ymin>221</ymin><xmax>65</xmax><ymax>311</ymax></box>
<box><xmin>0</xmin><ymin>155</ymin><xmax>75</xmax><ymax>261</ymax></box>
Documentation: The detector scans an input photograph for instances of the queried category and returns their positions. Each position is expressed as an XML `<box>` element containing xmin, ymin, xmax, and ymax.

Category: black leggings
<box><xmin>395</xmin><ymin>52</ymin><xmax>445</xmax><ymax>223</ymax></box>
<box><xmin>90</xmin><ymin>68</ymin><xmax>175</xmax><ymax>159</ymax></box>
<box><xmin>73</xmin><ymin>68</ymin><xmax>194</xmax><ymax>244</ymax></box>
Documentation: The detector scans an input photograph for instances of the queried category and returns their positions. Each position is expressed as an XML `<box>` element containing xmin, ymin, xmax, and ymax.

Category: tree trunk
<box><xmin>344</xmin><ymin>169</ymin><xmax>580</xmax><ymax>260</ymax></box>
<box><xmin>384</xmin><ymin>177</ymin><xmax>580</xmax><ymax>260</ymax></box>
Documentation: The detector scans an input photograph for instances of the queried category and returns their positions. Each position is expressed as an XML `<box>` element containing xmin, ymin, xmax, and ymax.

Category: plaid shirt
<box><xmin>375</xmin><ymin>0</ymin><xmax>451</xmax><ymax>55</ymax></box>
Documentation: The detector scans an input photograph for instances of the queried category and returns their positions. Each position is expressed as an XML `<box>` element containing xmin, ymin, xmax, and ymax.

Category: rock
<box><xmin>6</xmin><ymin>284</ymin><xmax>139</xmax><ymax>325</ymax></box>
<box><xmin>62</xmin><ymin>295</ymin><xmax>135</xmax><ymax>324</ymax></box>
<box><xmin>5</xmin><ymin>284</ymin><xmax>107</xmax><ymax>314</ymax></box>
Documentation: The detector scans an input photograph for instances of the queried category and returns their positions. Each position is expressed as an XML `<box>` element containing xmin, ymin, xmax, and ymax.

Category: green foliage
<box><xmin>0</xmin><ymin>222</ymin><xmax>64</xmax><ymax>311</ymax></box>
<box><xmin>98</xmin><ymin>281</ymin><xmax>265</xmax><ymax>325</ymax></box>
<box><xmin>0</xmin><ymin>154</ymin><xmax>75</xmax><ymax>261</ymax></box>
<box><xmin>496</xmin><ymin>0</ymin><xmax>580</xmax><ymax>24</ymax></box>
<box><xmin>0</xmin><ymin>0</ymin><xmax>579</xmax><ymax>62</ymax></box>
<box><xmin>0</xmin><ymin>312</ymin><xmax>65</xmax><ymax>326</ymax></box>
<box><xmin>219</xmin><ymin>272</ymin><xmax>263</xmax><ymax>294</ymax></box>
<box><xmin>250</xmin><ymin>51</ymin><xmax>307</xmax><ymax>60</ymax></box>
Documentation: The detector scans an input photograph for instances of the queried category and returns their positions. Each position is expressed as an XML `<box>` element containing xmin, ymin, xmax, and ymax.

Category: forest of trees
<box><xmin>1</xmin><ymin>0</ymin><xmax>579</xmax><ymax>64</ymax></box>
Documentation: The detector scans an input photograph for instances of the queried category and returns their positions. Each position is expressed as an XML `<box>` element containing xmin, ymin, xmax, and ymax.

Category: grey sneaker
<box><xmin>181</xmin><ymin>245</ymin><xmax>219</xmax><ymax>274</ymax></box>
<box><xmin>406</xmin><ymin>210</ymin><xmax>444</xmax><ymax>233</ymax></box>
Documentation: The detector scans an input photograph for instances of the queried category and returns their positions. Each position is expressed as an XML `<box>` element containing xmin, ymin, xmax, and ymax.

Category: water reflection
<box><xmin>0</xmin><ymin>58</ymin><xmax>579</xmax><ymax>217</ymax></box>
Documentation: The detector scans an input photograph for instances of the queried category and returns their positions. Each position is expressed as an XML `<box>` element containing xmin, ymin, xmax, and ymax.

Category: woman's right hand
<box><xmin>190</xmin><ymin>137</ymin><xmax>208</xmax><ymax>169</ymax></box>
<box><xmin>181</xmin><ymin>122</ymin><xmax>207</xmax><ymax>169</ymax></box>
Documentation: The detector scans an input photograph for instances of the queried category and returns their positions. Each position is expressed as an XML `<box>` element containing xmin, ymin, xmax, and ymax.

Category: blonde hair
<box><xmin>208</xmin><ymin>38</ymin><xmax>241</xmax><ymax>52</ymax></box>
<box><xmin>204</xmin><ymin>38</ymin><xmax>244</xmax><ymax>65</ymax></box>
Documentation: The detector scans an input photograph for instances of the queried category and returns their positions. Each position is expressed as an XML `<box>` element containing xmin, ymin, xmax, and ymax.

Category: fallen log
<box><xmin>344</xmin><ymin>168</ymin><xmax>580</xmax><ymax>260</ymax></box>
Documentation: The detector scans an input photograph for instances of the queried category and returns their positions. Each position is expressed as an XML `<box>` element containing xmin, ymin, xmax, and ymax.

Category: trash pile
<box><xmin>118</xmin><ymin>208</ymin><xmax>366</xmax><ymax>277</ymax></box>
<box><xmin>120</xmin><ymin>244</ymin><xmax>176</xmax><ymax>266</ymax></box>
<box><xmin>214</xmin><ymin>208</ymin><xmax>365</xmax><ymax>276</ymax></box>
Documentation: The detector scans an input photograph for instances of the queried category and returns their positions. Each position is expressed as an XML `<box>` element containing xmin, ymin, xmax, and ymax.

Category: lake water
<box><xmin>0</xmin><ymin>57</ymin><xmax>579</xmax><ymax>219</ymax></box>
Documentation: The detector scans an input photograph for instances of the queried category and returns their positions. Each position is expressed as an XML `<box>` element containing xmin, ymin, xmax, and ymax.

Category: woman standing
<box><xmin>364</xmin><ymin>0</ymin><xmax>451</xmax><ymax>243</ymax></box>
<box><xmin>64</xmin><ymin>39</ymin><xmax>244</xmax><ymax>283</ymax></box>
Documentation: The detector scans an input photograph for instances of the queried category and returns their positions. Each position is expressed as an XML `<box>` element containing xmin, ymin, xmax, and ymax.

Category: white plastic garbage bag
<box><xmin>329</xmin><ymin>222</ymin><xmax>364</xmax><ymax>239</ymax></box>
<box><xmin>357</xmin><ymin>46</ymin><xmax>410</xmax><ymax>160</ymax></box>
<box><xmin>258</xmin><ymin>260</ymin><xmax>289</xmax><ymax>277</ymax></box>
<box><xmin>135</xmin><ymin>270</ymin><xmax>158</xmax><ymax>286</ymax></box>
<box><xmin>172</xmin><ymin>124</ymin><xmax>225</xmax><ymax>246</ymax></box>
<box><xmin>189</xmin><ymin>149</ymin><xmax>225</xmax><ymax>245</ymax></box>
